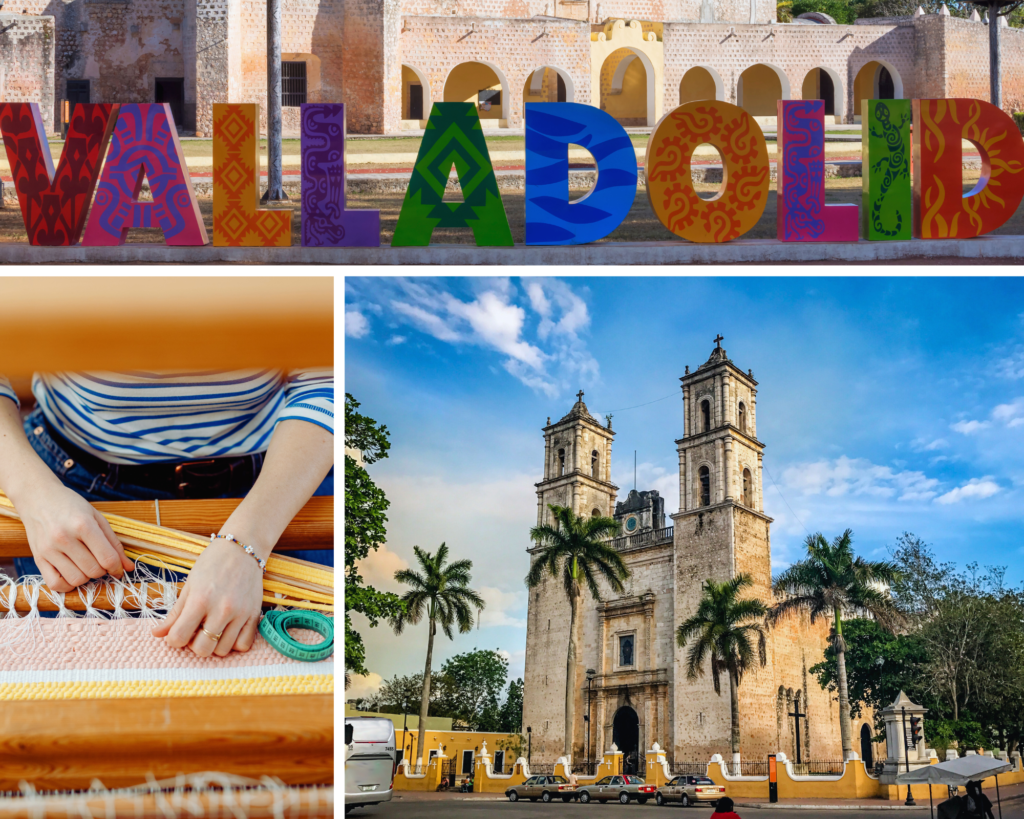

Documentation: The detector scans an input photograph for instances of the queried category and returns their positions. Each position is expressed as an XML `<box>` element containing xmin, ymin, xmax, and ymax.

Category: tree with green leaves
<box><xmin>526</xmin><ymin>504</ymin><xmax>628</xmax><ymax>759</ymax></box>
<box><xmin>770</xmin><ymin>529</ymin><xmax>904</xmax><ymax>760</ymax></box>
<box><xmin>677</xmin><ymin>574</ymin><xmax>769</xmax><ymax>767</ymax></box>
<box><xmin>345</xmin><ymin>394</ymin><xmax>404</xmax><ymax>678</ymax></box>
<box><xmin>499</xmin><ymin>677</ymin><xmax>525</xmax><ymax>734</ymax></box>
<box><xmin>393</xmin><ymin>543</ymin><xmax>485</xmax><ymax>767</ymax></box>
<box><xmin>434</xmin><ymin>649</ymin><xmax>509</xmax><ymax>731</ymax></box>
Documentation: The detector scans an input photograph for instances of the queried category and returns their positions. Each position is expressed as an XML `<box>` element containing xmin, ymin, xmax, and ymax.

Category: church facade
<box><xmin>522</xmin><ymin>342</ymin><xmax>876</xmax><ymax>767</ymax></box>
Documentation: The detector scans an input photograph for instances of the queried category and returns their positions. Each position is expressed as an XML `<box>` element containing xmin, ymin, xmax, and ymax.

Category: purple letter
<box><xmin>300</xmin><ymin>103</ymin><xmax>380</xmax><ymax>247</ymax></box>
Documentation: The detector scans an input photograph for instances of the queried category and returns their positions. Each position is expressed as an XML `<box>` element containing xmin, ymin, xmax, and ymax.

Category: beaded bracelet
<box><xmin>211</xmin><ymin>533</ymin><xmax>267</xmax><ymax>574</ymax></box>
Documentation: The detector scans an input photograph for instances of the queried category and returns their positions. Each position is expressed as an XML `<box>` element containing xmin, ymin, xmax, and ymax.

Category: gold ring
<box><xmin>201</xmin><ymin>626</ymin><xmax>223</xmax><ymax>642</ymax></box>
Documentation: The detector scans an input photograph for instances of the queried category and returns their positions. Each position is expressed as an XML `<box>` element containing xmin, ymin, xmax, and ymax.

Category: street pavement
<box><xmin>351</xmin><ymin>789</ymin><xmax>1024</xmax><ymax>819</ymax></box>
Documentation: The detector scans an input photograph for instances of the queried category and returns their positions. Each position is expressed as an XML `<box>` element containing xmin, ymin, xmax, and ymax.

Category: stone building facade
<box><xmin>522</xmin><ymin>342</ymin><xmax>875</xmax><ymax>767</ymax></box>
<box><xmin>3</xmin><ymin>0</ymin><xmax>1024</xmax><ymax>137</ymax></box>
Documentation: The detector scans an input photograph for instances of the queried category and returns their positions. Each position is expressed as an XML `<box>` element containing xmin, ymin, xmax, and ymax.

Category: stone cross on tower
<box><xmin>714</xmin><ymin>334</ymin><xmax>724</xmax><ymax>349</ymax></box>
<box><xmin>577</xmin><ymin>390</ymin><xmax>585</xmax><ymax>402</ymax></box>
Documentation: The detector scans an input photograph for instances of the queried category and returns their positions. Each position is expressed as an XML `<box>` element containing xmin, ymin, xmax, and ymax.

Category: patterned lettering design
<box><xmin>82</xmin><ymin>104</ymin><xmax>207</xmax><ymax>246</ymax></box>
<box><xmin>777</xmin><ymin>100</ymin><xmax>859</xmax><ymax>243</ymax></box>
<box><xmin>300</xmin><ymin>103</ymin><xmax>379</xmax><ymax>247</ymax></box>
<box><xmin>0</xmin><ymin>102</ymin><xmax>116</xmax><ymax>246</ymax></box>
<box><xmin>862</xmin><ymin>99</ymin><xmax>911</xmax><ymax>241</ymax></box>
<box><xmin>213</xmin><ymin>104</ymin><xmax>292</xmax><ymax>247</ymax></box>
<box><xmin>524</xmin><ymin>103</ymin><xmax>637</xmax><ymax>245</ymax></box>
<box><xmin>645</xmin><ymin>100</ymin><xmax>769</xmax><ymax>244</ymax></box>
<box><xmin>913</xmin><ymin>99</ymin><xmax>1024</xmax><ymax>239</ymax></box>
<box><xmin>392</xmin><ymin>103</ymin><xmax>513</xmax><ymax>247</ymax></box>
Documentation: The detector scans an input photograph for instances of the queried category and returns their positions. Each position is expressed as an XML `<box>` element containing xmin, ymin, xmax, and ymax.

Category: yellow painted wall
<box><xmin>444</xmin><ymin>62</ymin><xmax>503</xmax><ymax>120</ymax></box>
<box><xmin>394</xmin><ymin>728</ymin><xmax>521</xmax><ymax>778</ymax></box>
<box><xmin>600</xmin><ymin>49</ymin><xmax>648</xmax><ymax>123</ymax></box>
<box><xmin>590</xmin><ymin>19</ymin><xmax>663</xmax><ymax>127</ymax></box>
<box><xmin>802</xmin><ymin>69</ymin><xmax>821</xmax><ymax>101</ymax></box>
<box><xmin>854</xmin><ymin>61</ymin><xmax>881</xmax><ymax>121</ymax></box>
<box><xmin>739</xmin><ymin>64</ymin><xmax>782</xmax><ymax>117</ymax></box>
<box><xmin>523</xmin><ymin>68</ymin><xmax>559</xmax><ymax>105</ymax></box>
<box><xmin>679</xmin><ymin>67</ymin><xmax>717</xmax><ymax>104</ymax></box>
<box><xmin>402</xmin><ymin>65</ymin><xmax>426</xmax><ymax>122</ymax></box>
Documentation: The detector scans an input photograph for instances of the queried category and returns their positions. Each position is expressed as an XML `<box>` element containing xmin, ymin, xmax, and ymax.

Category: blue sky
<box><xmin>344</xmin><ymin>276</ymin><xmax>1024</xmax><ymax>700</ymax></box>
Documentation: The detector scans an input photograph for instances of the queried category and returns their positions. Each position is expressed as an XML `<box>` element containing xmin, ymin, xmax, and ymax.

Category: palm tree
<box><xmin>526</xmin><ymin>504</ymin><xmax>628</xmax><ymax>759</ymax></box>
<box><xmin>769</xmin><ymin>529</ymin><xmax>905</xmax><ymax>760</ymax></box>
<box><xmin>393</xmin><ymin>543</ymin><xmax>485</xmax><ymax>769</ymax></box>
<box><xmin>676</xmin><ymin>574</ymin><xmax>769</xmax><ymax>771</ymax></box>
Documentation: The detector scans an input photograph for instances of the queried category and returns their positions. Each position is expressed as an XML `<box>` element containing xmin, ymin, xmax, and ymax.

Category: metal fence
<box><xmin>669</xmin><ymin>761</ymin><xmax>709</xmax><ymax>776</ymax></box>
<box><xmin>528</xmin><ymin>764</ymin><xmax>556</xmax><ymax>775</ymax></box>
<box><xmin>792</xmin><ymin>759</ymin><xmax>846</xmax><ymax>776</ymax></box>
<box><xmin>739</xmin><ymin>761</ymin><xmax>770</xmax><ymax>777</ymax></box>
<box><xmin>572</xmin><ymin>761</ymin><xmax>600</xmax><ymax>776</ymax></box>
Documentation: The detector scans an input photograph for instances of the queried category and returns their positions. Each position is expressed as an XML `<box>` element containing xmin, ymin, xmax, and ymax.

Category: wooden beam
<box><xmin>0</xmin><ymin>277</ymin><xmax>333</xmax><ymax>377</ymax></box>
<box><xmin>0</xmin><ymin>694</ymin><xmax>333</xmax><ymax>791</ymax></box>
<box><xmin>0</xmin><ymin>496</ymin><xmax>333</xmax><ymax>557</ymax></box>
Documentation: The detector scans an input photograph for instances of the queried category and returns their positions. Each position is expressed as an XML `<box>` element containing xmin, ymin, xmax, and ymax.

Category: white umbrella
<box><xmin>897</xmin><ymin>755</ymin><xmax>1011</xmax><ymax>819</ymax></box>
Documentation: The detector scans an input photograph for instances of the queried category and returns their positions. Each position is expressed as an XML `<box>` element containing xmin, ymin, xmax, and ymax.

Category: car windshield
<box><xmin>551</xmin><ymin>776</ymin><xmax>568</xmax><ymax>784</ymax></box>
<box><xmin>597</xmin><ymin>777</ymin><xmax>612</xmax><ymax>785</ymax></box>
<box><xmin>694</xmin><ymin>777</ymin><xmax>715</xmax><ymax>785</ymax></box>
<box><xmin>624</xmin><ymin>776</ymin><xmax>645</xmax><ymax>784</ymax></box>
<box><xmin>669</xmin><ymin>778</ymin><xmax>682</xmax><ymax>785</ymax></box>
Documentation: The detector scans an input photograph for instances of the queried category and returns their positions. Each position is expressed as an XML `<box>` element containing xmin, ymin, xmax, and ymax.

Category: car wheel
<box><xmin>509</xmin><ymin>792</ymin><xmax>519</xmax><ymax>802</ymax></box>
<box><xmin>563</xmin><ymin>795</ymin><xmax>573</xmax><ymax>803</ymax></box>
<box><xmin>542</xmin><ymin>792</ymin><xmax>553</xmax><ymax>803</ymax></box>
<box><xmin>655</xmin><ymin>794</ymin><xmax>665</xmax><ymax>807</ymax></box>
<box><xmin>619</xmin><ymin>793</ymin><xmax>630</xmax><ymax>804</ymax></box>
<box><xmin>637</xmin><ymin>797</ymin><xmax>648</xmax><ymax>805</ymax></box>
<box><xmin>580</xmin><ymin>792</ymin><xmax>591</xmax><ymax>804</ymax></box>
<box><xmin>681</xmin><ymin>795</ymin><xmax>689</xmax><ymax>808</ymax></box>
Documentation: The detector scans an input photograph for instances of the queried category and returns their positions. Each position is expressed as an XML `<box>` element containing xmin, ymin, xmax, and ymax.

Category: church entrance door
<box><xmin>613</xmin><ymin>706</ymin><xmax>640</xmax><ymax>775</ymax></box>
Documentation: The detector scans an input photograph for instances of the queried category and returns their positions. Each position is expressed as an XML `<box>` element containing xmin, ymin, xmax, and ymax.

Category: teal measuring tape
<box><xmin>259</xmin><ymin>609</ymin><xmax>335</xmax><ymax>662</ymax></box>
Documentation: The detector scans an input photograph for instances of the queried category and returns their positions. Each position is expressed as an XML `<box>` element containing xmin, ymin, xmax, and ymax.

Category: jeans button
<box><xmin>63</xmin><ymin>458</ymin><xmax>74</xmax><ymax>469</ymax></box>
<box><xmin>33</xmin><ymin>426</ymin><xmax>43</xmax><ymax>436</ymax></box>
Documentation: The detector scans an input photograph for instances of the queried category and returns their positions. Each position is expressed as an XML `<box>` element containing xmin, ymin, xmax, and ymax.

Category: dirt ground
<box><xmin>2</xmin><ymin>175</ymin><xmax>1009</xmax><ymax>246</ymax></box>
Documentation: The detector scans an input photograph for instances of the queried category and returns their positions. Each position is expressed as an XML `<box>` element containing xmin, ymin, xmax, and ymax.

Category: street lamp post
<box><xmin>262</xmin><ymin>0</ymin><xmax>287</xmax><ymax>202</ymax></box>
<box><xmin>586</xmin><ymin>669</ymin><xmax>597</xmax><ymax>774</ymax></box>
<box><xmin>901</xmin><ymin>707</ymin><xmax>916</xmax><ymax>807</ymax></box>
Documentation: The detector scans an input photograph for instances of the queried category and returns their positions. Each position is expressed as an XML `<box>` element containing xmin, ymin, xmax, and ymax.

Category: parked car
<box><xmin>506</xmin><ymin>774</ymin><xmax>576</xmax><ymax>803</ymax></box>
<box><xmin>654</xmin><ymin>775</ymin><xmax>725</xmax><ymax>807</ymax></box>
<box><xmin>578</xmin><ymin>775</ymin><xmax>657</xmax><ymax>804</ymax></box>
<box><xmin>344</xmin><ymin>717</ymin><xmax>397</xmax><ymax>814</ymax></box>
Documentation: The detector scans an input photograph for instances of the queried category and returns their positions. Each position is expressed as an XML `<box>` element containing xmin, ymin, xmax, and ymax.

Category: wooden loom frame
<box><xmin>0</xmin><ymin>276</ymin><xmax>334</xmax><ymax>796</ymax></box>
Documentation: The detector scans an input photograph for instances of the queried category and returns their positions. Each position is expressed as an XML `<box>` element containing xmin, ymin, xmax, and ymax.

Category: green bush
<box><xmin>790</xmin><ymin>0</ymin><xmax>858</xmax><ymax>23</ymax></box>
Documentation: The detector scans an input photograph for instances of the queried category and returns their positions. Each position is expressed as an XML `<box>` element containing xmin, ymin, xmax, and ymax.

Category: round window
<box><xmin>625</xmin><ymin>516</ymin><xmax>638</xmax><ymax>532</ymax></box>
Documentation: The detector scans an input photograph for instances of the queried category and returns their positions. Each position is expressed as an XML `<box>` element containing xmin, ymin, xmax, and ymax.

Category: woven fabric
<box><xmin>0</xmin><ymin>619</ymin><xmax>333</xmax><ymax>701</ymax></box>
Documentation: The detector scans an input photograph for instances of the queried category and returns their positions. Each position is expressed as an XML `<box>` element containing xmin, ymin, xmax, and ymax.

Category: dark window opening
<box><xmin>701</xmin><ymin>400</ymin><xmax>711</xmax><ymax>432</ymax></box>
<box><xmin>154</xmin><ymin>78</ymin><xmax>185</xmax><ymax>129</ymax></box>
<box><xmin>878</xmin><ymin>67</ymin><xmax>895</xmax><ymax>100</ymax></box>
<box><xmin>478</xmin><ymin>88</ymin><xmax>501</xmax><ymax>111</ymax></box>
<box><xmin>282</xmin><ymin>61</ymin><xmax>307</xmax><ymax>107</ymax></box>
<box><xmin>556</xmin><ymin>73</ymin><xmax>566</xmax><ymax>102</ymax></box>
<box><xmin>699</xmin><ymin>465</ymin><xmax>711</xmax><ymax>507</ymax></box>
<box><xmin>558</xmin><ymin>448</ymin><xmax>566</xmax><ymax>476</ymax></box>
<box><xmin>738</xmin><ymin>402</ymin><xmax>746</xmax><ymax>433</ymax></box>
<box><xmin>409</xmin><ymin>84</ymin><xmax>424</xmax><ymax>119</ymax></box>
<box><xmin>743</xmin><ymin>468</ymin><xmax>753</xmax><ymax>507</ymax></box>
<box><xmin>591</xmin><ymin>449</ymin><xmax>599</xmax><ymax>477</ymax></box>
<box><xmin>66</xmin><ymin>80</ymin><xmax>90</xmax><ymax>127</ymax></box>
<box><xmin>818</xmin><ymin>69</ymin><xmax>835</xmax><ymax>116</ymax></box>
<box><xmin>619</xmin><ymin>634</ymin><xmax>634</xmax><ymax>666</ymax></box>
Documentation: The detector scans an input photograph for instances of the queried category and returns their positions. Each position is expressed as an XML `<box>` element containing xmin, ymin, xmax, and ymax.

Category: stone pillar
<box><xmin>722</xmin><ymin>373</ymin><xmax>731</xmax><ymax>426</ymax></box>
<box><xmin>682</xmin><ymin>386</ymin><xmax>689</xmax><ymax>437</ymax></box>
<box><xmin>750</xmin><ymin>394</ymin><xmax>757</xmax><ymax>438</ymax></box>
<box><xmin>757</xmin><ymin>452</ymin><xmax>764</xmax><ymax>513</ymax></box>
<box><xmin>716</xmin><ymin>439</ymin><xmax>724</xmax><ymax>503</ymax></box>
<box><xmin>714</xmin><ymin>375</ymin><xmax>722</xmax><ymax>426</ymax></box>
<box><xmin>544</xmin><ymin>433</ymin><xmax>551</xmax><ymax>480</ymax></box>
<box><xmin>678</xmin><ymin>447</ymin><xmax>685</xmax><ymax>512</ymax></box>
<box><xmin>342</xmin><ymin>0</ymin><xmax>402</xmax><ymax>133</ymax></box>
<box><xmin>724</xmin><ymin>438</ymin><xmax>733</xmax><ymax>501</ymax></box>
<box><xmin>685</xmin><ymin>450</ymin><xmax>692</xmax><ymax>510</ymax></box>
<box><xmin>194</xmin><ymin>0</ymin><xmax>238</xmax><ymax>137</ymax></box>
<box><xmin>606</xmin><ymin>435</ymin><xmax>613</xmax><ymax>484</ymax></box>
<box><xmin>880</xmin><ymin>691</ymin><xmax>930</xmax><ymax>786</ymax></box>
<box><xmin>575</xmin><ymin>427</ymin><xmax>583</xmax><ymax>472</ymax></box>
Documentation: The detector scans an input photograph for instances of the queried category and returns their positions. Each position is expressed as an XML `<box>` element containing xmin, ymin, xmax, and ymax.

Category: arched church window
<box><xmin>738</xmin><ymin>402</ymin><xmax>746</xmax><ymax>433</ymax></box>
<box><xmin>743</xmin><ymin>468</ymin><xmax>753</xmax><ymax>507</ymax></box>
<box><xmin>558</xmin><ymin>448</ymin><xmax>566</xmax><ymax>476</ymax></box>
<box><xmin>699</xmin><ymin>466</ymin><xmax>711</xmax><ymax>507</ymax></box>
<box><xmin>592</xmin><ymin>449</ymin><xmax>599</xmax><ymax>478</ymax></box>
<box><xmin>701</xmin><ymin>400</ymin><xmax>711</xmax><ymax>432</ymax></box>
<box><xmin>592</xmin><ymin>508</ymin><xmax>601</xmax><ymax>519</ymax></box>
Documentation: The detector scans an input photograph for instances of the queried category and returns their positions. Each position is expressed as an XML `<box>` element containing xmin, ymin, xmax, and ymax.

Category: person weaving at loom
<box><xmin>0</xmin><ymin>369</ymin><xmax>333</xmax><ymax>658</ymax></box>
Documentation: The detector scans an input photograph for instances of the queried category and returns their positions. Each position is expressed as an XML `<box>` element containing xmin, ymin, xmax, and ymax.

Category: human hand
<box><xmin>151</xmin><ymin>535</ymin><xmax>264</xmax><ymax>657</ymax></box>
<box><xmin>18</xmin><ymin>481</ymin><xmax>135</xmax><ymax>592</ymax></box>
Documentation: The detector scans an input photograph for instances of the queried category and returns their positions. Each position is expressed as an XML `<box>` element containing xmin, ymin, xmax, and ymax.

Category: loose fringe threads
<box><xmin>3</xmin><ymin>772</ymin><xmax>333</xmax><ymax>819</ymax></box>
<box><xmin>0</xmin><ymin>564</ymin><xmax>181</xmax><ymax>653</ymax></box>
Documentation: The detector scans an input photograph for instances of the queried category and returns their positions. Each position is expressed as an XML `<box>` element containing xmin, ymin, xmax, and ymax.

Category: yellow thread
<box><xmin>0</xmin><ymin>675</ymin><xmax>333</xmax><ymax>702</ymax></box>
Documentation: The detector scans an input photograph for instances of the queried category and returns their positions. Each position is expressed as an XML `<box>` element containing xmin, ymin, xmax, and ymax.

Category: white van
<box><xmin>345</xmin><ymin>717</ymin><xmax>397</xmax><ymax>813</ymax></box>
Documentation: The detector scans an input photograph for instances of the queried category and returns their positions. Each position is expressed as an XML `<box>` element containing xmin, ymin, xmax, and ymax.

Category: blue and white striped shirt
<box><xmin>0</xmin><ymin>369</ymin><xmax>333</xmax><ymax>465</ymax></box>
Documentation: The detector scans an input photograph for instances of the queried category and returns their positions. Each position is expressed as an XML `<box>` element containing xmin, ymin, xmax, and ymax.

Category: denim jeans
<box><xmin>13</xmin><ymin>406</ymin><xmax>333</xmax><ymax>581</ymax></box>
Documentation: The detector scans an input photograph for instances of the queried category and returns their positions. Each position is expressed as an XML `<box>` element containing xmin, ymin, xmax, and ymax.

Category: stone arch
<box><xmin>402</xmin><ymin>63</ymin><xmax>432</xmax><ymax>126</ymax></box>
<box><xmin>736</xmin><ymin>63</ymin><xmax>791</xmax><ymax>119</ymax></box>
<box><xmin>599</xmin><ymin>47</ymin><xmax>658</xmax><ymax>127</ymax></box>
<box><xmin>853</xmin><ymin>60</ymin><xmax>904</xmax><ymax>121</ymax></box>
<box><xmin>612</xmin><ymin>705</ymin><xmax>641</xmax><ymax>773</ymax></box>
<box><xmin>523</xmin><ymin>66</ymin><xmax>576</xmax><ymax>104</ymax></box>
<box><xmin>443</xmin><ymin>60</ymin><xmax>512</xmax><ymax>128</ymax></box>
<box><xmin>801</xmin><ymin>66</ymin><xmax>844</xmax><ymax>122</ymax></box>
<box><xmin>679</xmin><ymin>65</ymin><xmax>723</xmax><ymax>104</ymax></box>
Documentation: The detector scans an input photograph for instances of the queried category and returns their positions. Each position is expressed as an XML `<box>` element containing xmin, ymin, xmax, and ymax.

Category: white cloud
<box><xmin>951</xmin><ymin>420</ymin><xmax>990</xmax><ymax>435</ymax></box>
<box><xmin>346</xmin><ymin>671</ymin><xmax>383</xmax><ymax>700</ymax></box>
<box><xmin>387</xmin><ymin>335</ymin><xmax>407</xmax><ymax>346</ymax></box>
<box><xmin>478</xmin><ymin>586</ymin><xmax>527</xmax><ymax>628</ymax></box>
<box><xmin>445</xmin><ymin>290</ymin><xmax>547</xmax><ymax>370</ymax></box>
<box><xmin>997</xmin><ymin>347</ymin><xmax>1024</xmax><ymax>380</ymax></box>
<box><xmin>992</xmin><ymin>398</ymin><xmax>1024</xmax><ymax>428</ymax></box>
<box><xmin>935</xmin><ymin>477</ymin><xmax>1001</xmax><ymax>505</ymax></box>
<box><xmin>912</xmin><ymin>437</ymin><xmax>949</xmax><ymax>452</ymax></box>
<box><xmin>391</xmin><ymin>300</ymin><xmax>463</xmax><ymax>342</ymax></box>
<box><xmin>346</xmin><ymin>310</ymin><xmax>370</xmax><ymax>338</ymax></box>
<box><xmin>780</xmin><ymin>455</ymin><xmax>940</xmax><ymax>502</ymax></box>
<box><xmin>357</xmin><ymin>544</ymin><xmax>410</xmax><ymax>594</ymax></box>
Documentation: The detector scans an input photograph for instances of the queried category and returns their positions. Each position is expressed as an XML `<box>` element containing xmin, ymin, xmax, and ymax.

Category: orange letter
<box><xmin>645</xmin><ymin>100</ymin><xmax>769</xmax><ymax>243</ymax></box>
<box><xmin>913</xmin><ymin>98</ymin><xmax>1024</xmax><ymax>239</ymax></box>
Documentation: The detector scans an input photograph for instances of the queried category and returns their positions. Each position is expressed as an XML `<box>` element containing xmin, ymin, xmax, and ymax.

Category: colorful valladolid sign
<box><xmin>2</xmin><ymin>98</ymin><xmax>1023</xmax><ymax>248</ymax></box>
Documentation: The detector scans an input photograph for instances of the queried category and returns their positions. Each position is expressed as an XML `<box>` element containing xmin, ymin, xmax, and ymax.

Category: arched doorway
<box><xmin>860</xmin><ymin>724</ymin><xmax>874</xmax><ymax>768</ymax></box>
<box><xmin>853</xmin><ymin>60</ymin><xmax>903</xmax><ymax>121</ymax></box>
<box><xmin>600</xmin><ymin>48</ymin><xmax>652</xmax><ymax>127</ymax></box>
<box><xmin>801</xmin><ymin>67</ymin><xmax>842</xmax><ymax>120</ymax></box>
<box><xmin>523</xmin><ymin>66</ymin><xmax>574</xmax><ymax>105</ymax></box>
<box><xmin>402</xmin><ymin>64</ymin><xmax>431</xmax><ymax>126</ymax></box>
<box><xmin>444</xmin><ymin>61</ymin><xmax>510</xmax><ymax>128</ymax></box>
<box><xmin>679</xmin><ymin>66</ymin><xmax>722</xmax><ymax>104</ymax></box>
<box><xmin>612</xmin><ymin>706</ymin><xmax>640</xmax><ymax>774</ymax></box>
<box><xmin>736</xmin><ymin>64</ymin><xmax>789</xmax><ymax>121</ymax></box>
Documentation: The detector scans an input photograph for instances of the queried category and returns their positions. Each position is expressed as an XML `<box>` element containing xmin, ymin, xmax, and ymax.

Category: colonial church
<box><xmin>522</xmin><ymin>340</ymin><xmax>876</xmax><ymax>767</ymax></box>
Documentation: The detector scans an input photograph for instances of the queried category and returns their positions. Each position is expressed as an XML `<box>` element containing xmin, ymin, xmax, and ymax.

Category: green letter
<box><xmin>862</xmin><ymin>99</ymin><xmax>912</xmax><ymax>241</ymax></box>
